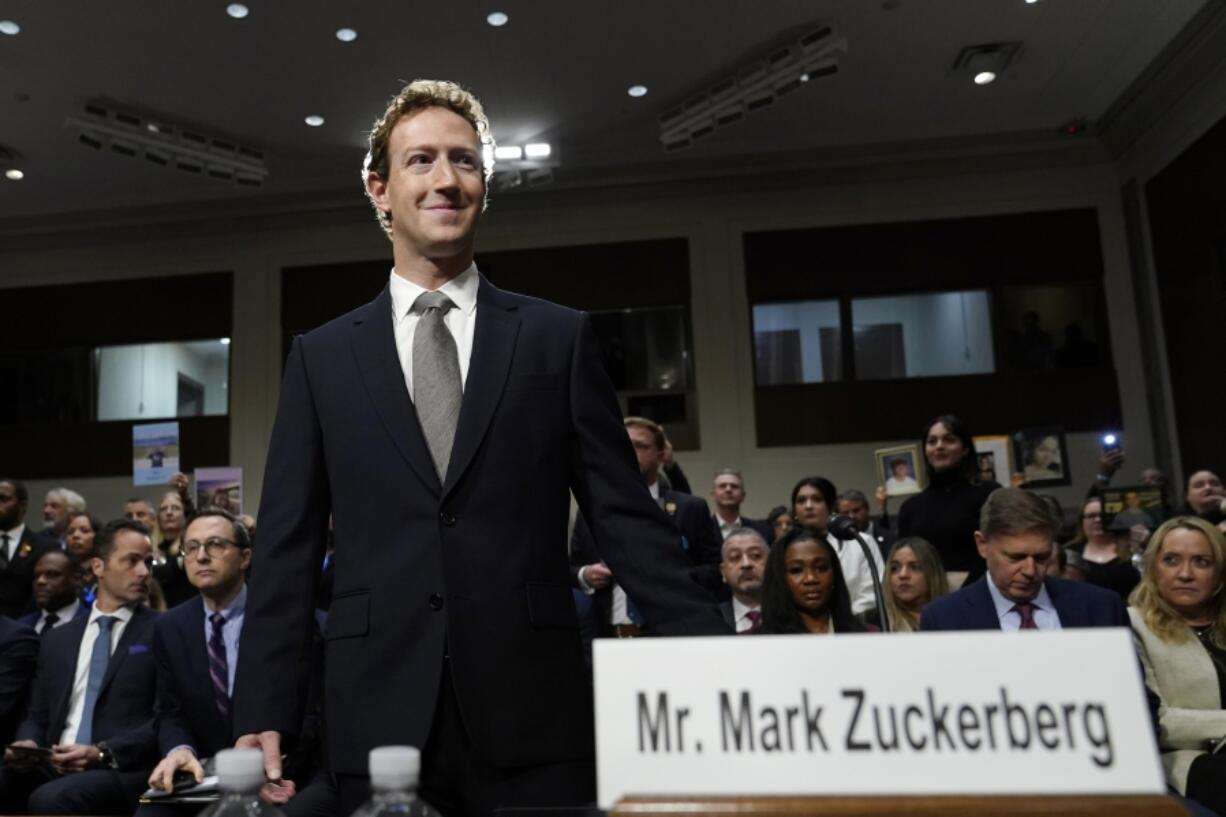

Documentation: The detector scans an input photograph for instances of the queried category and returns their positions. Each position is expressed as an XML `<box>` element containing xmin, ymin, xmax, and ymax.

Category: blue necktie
<box><xmin>76</xmin><ymin>616</ymin><xmax>116</xmax><ymax>746</ymax></box>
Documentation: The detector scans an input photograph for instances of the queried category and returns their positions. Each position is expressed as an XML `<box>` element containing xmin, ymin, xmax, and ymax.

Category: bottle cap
<box><xmin>215</xmin><ymin>748</ymin><xmax>267</xmax><ymax>791</ymax></box>
<box><xmin>368</xmin><ymin>746</ymin><xmax>420</xmax><ymax>791</ymax></box>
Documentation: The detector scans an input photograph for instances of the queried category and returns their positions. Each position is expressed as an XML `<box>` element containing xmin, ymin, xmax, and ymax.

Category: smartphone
<box><xmin>6</xmin><ymin>744</ymin><xmax>52</xmax><ymax>759</ymax></box>
<box><xmin>1100</xmin><ymin>433</ymin><xmax>1122</xmax><ymax>455</ymax></box>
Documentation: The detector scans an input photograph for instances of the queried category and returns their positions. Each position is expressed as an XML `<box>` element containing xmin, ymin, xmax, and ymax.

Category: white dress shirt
<box><xmin>731</xmin><ymin>597</ymin><xmax>761</xmax><ymax>633</ymax></box>
<box><xmin>1</xmin><ymin>523</ymin><xmax>26</xmax><ymax>560</ymax></box>
<box><xmin>715</xmin><ymin>514</ymin><xmax>744</xmax><ymax>541</ymax></box>
<box><xmin>37</xmin><ymin>599</ymin><xmax>81</xmax><ymax>634</ymax></box>
<box><xmin>985</xmin><ymin>579</ymin><xmax>1063</xmax><ymax>631</ymax></box>
<box><xmin>388</xmin><ymin>264</ymin><xmax>479</xmax><ymax>399</ymax></box>
<box><xmin>61</xmin><ymin>604</ymin><xmax>135</xmax><ymax>746</ymax></box>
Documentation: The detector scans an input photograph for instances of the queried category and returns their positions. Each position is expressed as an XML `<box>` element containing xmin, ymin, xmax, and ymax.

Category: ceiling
<box><xmin>0</xmin><ymin>0</ymin><xmax>1209</xmax><ymax>225</ymax></box>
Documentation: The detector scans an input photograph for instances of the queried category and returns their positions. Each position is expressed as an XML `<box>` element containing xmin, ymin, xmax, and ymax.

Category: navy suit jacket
<box><xmin>919</xmin><ymin>576</ymin><xmax>1128</xmax><ymax>631</ymax></box>
<box><xmin>152</xmin><ymin>596</ymin><xmax>231</xmax><ymax>759</ymax></box>
<box><xmin>16</xmin><ymin>605</ymin><xmax>159</xmax><ymax>770</ymax></box>
<box><xmin>234</xmin><ymin>277</ymin><xmax>729</xmax><ymax>776</ymax></box>
<box><xmin>0</xmin><ymin>528</ymin><xmax>55</xmax><ymax>619</ymax></box>
<box><xmin>18</xmin><ymin>602</ymin><xmax>91</xmax><ymax>632</ymax></box>
<box><xmin>0</xmin><ymin>616</ymin><xmax>38</xmax><ymax>745</ymax></box>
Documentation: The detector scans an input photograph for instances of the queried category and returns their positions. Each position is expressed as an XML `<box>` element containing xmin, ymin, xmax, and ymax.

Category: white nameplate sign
<box><xmin>594</xmin><ymin>629</ymin><xmax>1163</xmax><ymax>807</ymax></box>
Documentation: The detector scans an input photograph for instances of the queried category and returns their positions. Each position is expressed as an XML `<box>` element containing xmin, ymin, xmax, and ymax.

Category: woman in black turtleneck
<box><xmin>897</xmin><ymin>414</ymin><xmax>1000</xmax><ymax>585</ymax></box>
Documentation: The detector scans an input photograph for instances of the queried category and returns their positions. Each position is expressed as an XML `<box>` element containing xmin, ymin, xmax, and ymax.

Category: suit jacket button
<box><xmin>428</xmin><ymin>594</ymin><xmax>445</xmax><ymax>610</ymax></box>
<box><xmin>439</xmin><ymin>512</ymin><xmax>456</xmax><ymax>526</ymax></box>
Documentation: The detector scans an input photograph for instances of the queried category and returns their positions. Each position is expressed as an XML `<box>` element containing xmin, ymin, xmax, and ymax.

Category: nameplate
<box><xmin>593</xmin><ymin>630</ymin><xmax>1163</xmax><ymax>807</ymax></box>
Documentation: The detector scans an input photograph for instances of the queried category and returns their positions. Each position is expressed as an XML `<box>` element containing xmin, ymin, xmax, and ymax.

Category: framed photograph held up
<box><xmin>875</xmin><ymin>444</ymin><xmax>925</xmax><ymax>497</ymax></box>
<box><xmin>1100</xmin><ymin>485</ymin><xmax>1163</xmax><ymax>534</ymax></box>
<box><xmin>1012</xmin><ymin>426</ymin><xmax>1071</xmax><ymax>488</ymax></box>
<box><xmin>972</xmin><ymin>435</ymin><xmax>1013</xmax><ymax>485</ymax></box>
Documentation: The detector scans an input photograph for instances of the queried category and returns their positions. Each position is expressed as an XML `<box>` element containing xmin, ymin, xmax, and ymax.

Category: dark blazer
<box><xmin>18</xmin><ymin>601</ymin><xmax>91</xmax><ymax>633</ymax></box>
<box><xmin>16</xmin><ymin>605</ymin><xmax>159</xmax><ymax>770</ymax></box>
<box><xmin>0</xmin><ymin>528</ymin><xmax>55</xmax><ymax>619</ymax></box>
<box><xmin>152</xmin><ymin>596</ymin><xmax>231</xmax><ymax>758</ymax></box>
<box><xmin>715</xmin><ymin>515</ymin><xmax>774</xmax><ymax>545</ymax></box>
<box><xmin>0</xmin><ymin>616</ymin><xmax>38</xmax><ymax>745</ymax></box>
<box><xmin>867</xmin><ymin>523</ymin><xmax>896</xmax><ymax>563</ymax></box>
<box><xmin>919</xmin><ymin>576</ymin><xmax>1128</xmax><ymax>631</ymax></box>
<box><xmin>718</xmin><ymin>600</ymin><xmax>735</xmax><ymax>629</ymax></box>
<box><xmin>234</xmin><ymin>278</ymin><xmax>729</xmax><ymax>777</ymax></box>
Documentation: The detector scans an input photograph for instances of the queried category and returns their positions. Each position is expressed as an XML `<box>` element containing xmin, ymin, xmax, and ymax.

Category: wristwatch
<box><xmin>95</xmin><ymin>742</ymin><xmax>118</xmax><ymax>769</ymax></box>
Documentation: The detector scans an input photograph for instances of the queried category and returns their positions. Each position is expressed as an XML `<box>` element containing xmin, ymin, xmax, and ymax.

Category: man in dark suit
<box><xmin>0</xmin><ymin>615</ymin><xmax>38</xmax><ymax>746</ymax></box>
<box><xmin>19</xmin><ymin>549</ymin><xmax>88</xmax><ymax>635</ymax></box>
<box><xmin>711</xmin><ymin>469</ymin><xmax>774</xmax><ymax>543</ymax></box>
<box><xmin>233</xmin><ymin>80</ymin><xmax>729</xmax><ymax>817</ymax></box>
<box><xmin>717</xmin><ymin>527</ymin><xmax>767</xmax><ymax>634</ymax></box>
<box><xmin>571</xmin><ymin>416</ymin><xmax>724</xmax><ymax>635</ymax></box>
<box><xmin>1</xmin><ymin>519</ymin><xmax>159</xmax><ymax>815</ymax></box>
<box><xmin>921</xmin><ymin>488</ymin><xmax>1128</xmax><ymax>631</ymax></box>
<box><xmin>0</xmin><ymin>477</ymin><xmax>56</xmax><ymax>619</ymax></box>
<box><xmin>838</xmin><ymin>489</ymin><xmax>896</xmax><ymax>563</ymax></box>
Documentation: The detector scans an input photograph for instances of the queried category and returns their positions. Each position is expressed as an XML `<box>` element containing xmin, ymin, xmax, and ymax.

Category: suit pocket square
<box><xmin>127</xmin><ymin>644</ymin><xmax>150</xmax><ymax>654</ymax></box>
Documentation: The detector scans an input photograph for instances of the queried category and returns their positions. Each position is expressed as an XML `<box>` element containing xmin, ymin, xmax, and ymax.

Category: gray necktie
<box><xmin>412</xmin><ymin>291</ymin><xmax>462</xmax><ymax>481</ymax></box>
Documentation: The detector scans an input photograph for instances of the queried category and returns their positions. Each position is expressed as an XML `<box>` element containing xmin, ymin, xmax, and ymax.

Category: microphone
<box><xmin>827</xmin><ymin>514</ymin><xmax>890</xmax><ymax>632</ymax></box>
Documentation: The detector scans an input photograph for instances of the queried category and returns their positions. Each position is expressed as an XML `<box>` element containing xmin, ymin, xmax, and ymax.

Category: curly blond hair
<box><xmin>362</xmin><ymin>79</ymin><xmax>496</xmax><ymax>240</ymax></box>
<box><xmin>1129</xmin><ymin>516</ymin><xmax>1226</xmax><ymax>648</ymax></box>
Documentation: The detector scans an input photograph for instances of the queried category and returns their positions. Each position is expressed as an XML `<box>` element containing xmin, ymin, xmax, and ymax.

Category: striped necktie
<box><xmin>208</xmin><ymin>612</ymin><xmax>230</xmax><ymax>717</ymax></box>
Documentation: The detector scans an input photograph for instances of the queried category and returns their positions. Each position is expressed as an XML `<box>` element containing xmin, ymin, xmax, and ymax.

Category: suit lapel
<box><xmin>965</xmin><ymin>578</ymin><xmax>1002</xmax><ymax>630</ymax></box>
<box><xmin>442</xmin><ymin>277</ymin><xmax>520</xmax><ymax>498</ymax></box>
<box><xmin>350</xmin><ymin>286</ymin><xmax>441</xmax><ymax>495</ymax></box>
<box><xmin>99</xmin><ymin>607</ymin><xmax>147</xmax><ymax>694</ymax></box>
<box><xmin>51</xmin><ymin>616</ymin><xmax>92</xmax><ymax>734</ymax></box>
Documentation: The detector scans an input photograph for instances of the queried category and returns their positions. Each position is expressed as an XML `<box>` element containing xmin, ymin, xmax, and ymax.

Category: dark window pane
<box><xmin>589</xmin><ymin>307</ymin><xmax>690</xmax><ymax>392</ymax></box>
<box><xmin>0</xmin><ymin>349</ymin><xmax>92</xmax><ymax>425</ymax></box>
<box><xmin>998</xmin><ymin>283</ymin><xmax>1103</xmax><ymax>371</ymax></box>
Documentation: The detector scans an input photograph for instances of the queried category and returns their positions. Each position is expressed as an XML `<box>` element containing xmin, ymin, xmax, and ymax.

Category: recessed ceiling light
<box><xmin>799</xmin><ymin>72</ymin><xmax>811</xmax><ymax>83</ymax></box>
<box><xmin>973</xmin><ymin>71</ymin><xmax>997</xmax><ymax>85</ymax></box>
<box><xmin>304</xmin><ymin>115</ymin><xmax>325</xmax><ymax>127</ymax></box>
<box><xmin>4</xmin><ymin>169</ymin><xmax>24</xmax><ymax>181</ymax></box>
<box><xmin>1025</xmin><ymin>0</ymin><xmax>1041</xmax><ymax>4</ymax></box>
<box><xmin>220</xmin><ymin>337</ymin><xmax>232</xmax><ymax>345</ymax></box>
<box><xmin>628</xmin><ymin>85</ymin><xmax>648</xmax><ymax>98</ymax></box>
<box><xmin>487</xmin><ymin>11</ymin><xmax>509</xmax><ymax>26</ymax></box>
<box><xmin>0</xmin><ymin>20</ymin><xmax>19</xmax><ymax>35</ymax></box>
<box><xmin>494</xmin><ymin>146</ymin><xmax>523</xmax><ymax>160</ymax></box>
<box><xmin>226</xmin><ymin>4</ymin><xmax>249</xmax><ymax>19</ymax></box>
<box><xmin>336</xmin><ymin>27</ymin><xmax>357</xmax><ymax>42</ymax></box>
<box><xmin>524</xmin><ymin>143</ymin><xmax>551</xmax><ymax>159</ymax></box>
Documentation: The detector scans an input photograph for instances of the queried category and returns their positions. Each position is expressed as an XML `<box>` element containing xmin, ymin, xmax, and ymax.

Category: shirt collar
<box><xmin>89</xmin><ymin>601</ymin><xmax>135</xmax><ymax>624</ymax></box>
<box><xmin>985</xmin><ymin>576</ymin><xmax>1054</xmax><ymax>621</ymax></box>
<box><xmin>647</xmin><ymin>480</ymin><xmax>660</xmax><ymax>500</ymax></box>
<box><xmin>48</xmin><ymin>598</ymin><xmax>79</xmax><ymax>621</ymax></box>
<box><xmin>205</xmin><ymin>583</ymin><xmax>248</xmax><ymax>621</ymax></box>
<box><xmin>389</xmin><ymin>263</ymin><xmax>480</xmax><ymax>323</ymax></box>
<box><xmin>731</xmin><ymin>596</ymin><xmax>759</xmax><ymax>622</ymax></box>
<box><xmin>2</xmin><ymin>523</ymin><xmax>25</xmax><ymax>541</ymax></box>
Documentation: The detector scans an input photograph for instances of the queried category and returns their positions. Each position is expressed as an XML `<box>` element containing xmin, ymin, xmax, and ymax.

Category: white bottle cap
<box><xmin>368</xmin><ymin>746</ymin><xmax>421</xmax><ymax>791</ymax></box>
<box><xmin>215</xmin><ymin>748</ymin><xmax>267</xmax><ymax>791</ymax></box>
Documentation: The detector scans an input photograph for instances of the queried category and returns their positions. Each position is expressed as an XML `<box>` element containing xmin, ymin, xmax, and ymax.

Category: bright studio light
<box><xmin>4</xmin><ymin>169</ymin><xmax>24</xmax><ymax>181</ymax></box>
<box><xmin>487</xmin><ymin>12</ymin><xmax>509</xmax><ymax>26</ymax></box>
<box><xmin>0</xmin><ymin>20</ymin><xmax>20</xmax><ymax>35</ymax></box>
<box><xmin>304</xmin><ymin>115</ymin><xmax>325</xmax><ymax>127</ymax></box>
<box><xmin>974</xmin><ymin>71</ymin><xmax>997</xmax><ymax>85</ymax></box>
<box><xmin>494</xmin><ymin>146</ymin><xmax>523</xmax><ymax>160</ymax></box>
<box><xmin>336</xmin><ymin>28</ymin><xmax>357</xmax><ymax>42</ymax></box>
<box><xmin>226</xmin><ymin>4</ymin><xmax>249</xmax><ymax>19</ymax></box>
<box><xmin>627</xmin><ymin>85</ymin><xmax>648</xmax><ymax>98</ymax></box>
<box><xmin>524</xmin><ymin>143</ymin><xmax>551</xmax><ymax>159</ymax></box>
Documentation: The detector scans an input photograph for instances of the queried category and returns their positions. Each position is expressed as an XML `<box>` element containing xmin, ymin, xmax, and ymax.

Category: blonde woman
<box><xmin>1129</xmin><ymin>517</ymin><xmax>1226</xmax><ymax>813</ymax></box>
<box><xmin>874</xmin><ymin>537</ymin><xmax>949</xmax><ymax>632</ymax></box>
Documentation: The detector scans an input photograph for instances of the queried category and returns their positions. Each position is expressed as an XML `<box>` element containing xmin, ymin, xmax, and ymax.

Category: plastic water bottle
<box><xmin>198</xmin><ymin>748</ymin><xmax>284</xmax><ymax>817</ymax></box>
<box><xmin>350</xmin><ymin>746</ymin><xmax>443</xmax><ymax>817</ymax></box>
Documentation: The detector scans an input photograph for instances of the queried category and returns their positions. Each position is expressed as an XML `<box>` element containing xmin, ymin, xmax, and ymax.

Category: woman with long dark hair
<box><xmin>897</xmin><ymin>414</ymin><xmax>1000</xmax><ymax>585</ymax></box>
<box><xmin>760</xmin><ymin>527</ymin><xmax>864</xmax><ymax>635</ymax></box>
<box><xmin>789</xmin><ymin>476</ymin><xmax>881</xmax><ymax>614</ymax></box>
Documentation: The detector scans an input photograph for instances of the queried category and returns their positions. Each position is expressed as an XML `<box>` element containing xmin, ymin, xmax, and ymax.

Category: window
<box><xmin>590</xmin><ymin>306</ymin><xmax>690</xmax><ymax>392</ymax></box>
<box><xmin>851</xmin><ymin>291</ymin><xmax>995</xmax><ymax>379</ymax></box>
<box><xmin>751</xmin><ymin>300</ymin><xmax>842</xmax><ymax>385</ymax></box>
<box><xmin>997</xmin><ymin>283</ymin><xmax>1103</xmax><ymax>370</ymax></box>
<box><xmin>95</xmin><ymin>340</ymin><xmax>230</xmax><ymax>421</ymax></box>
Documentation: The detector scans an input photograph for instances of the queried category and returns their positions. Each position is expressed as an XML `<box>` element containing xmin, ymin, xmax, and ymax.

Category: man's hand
<box><xmin>261</xmin><ymin>778</ymin><xmax>297</xmax><ymax>805</ymax></box>
<box><xmin>4</xmin><ymin>739</ymin><xmax>41</xmax><ymax>770</ymax></box>
<box><xmin>236</xmin><ymin>731</ymin><xmax>283</xmax><ymax>783</ymax></box>
<box><xmin>1099</xmin><ymin>450</ymin><xmax>1125</xmax><ymax>479</ymax></box>
<box><xmin>1010</xmin><ymin>472</ymin><xmax>1026</xmax><ymax>488</ymax></box>
<box><xmin>49</xmin><ymin>743</ymin><xmax>99</xmax><ymax>774</ymax></box>
<box><xmin>148</xmin><ymin>747</ymin><xmax>204</xmax><ymax>792</ymax></box>
<box><xmin>580</xmin><ymin>563</ymin><xmax>613</xmax><ymax>590</ymax></box>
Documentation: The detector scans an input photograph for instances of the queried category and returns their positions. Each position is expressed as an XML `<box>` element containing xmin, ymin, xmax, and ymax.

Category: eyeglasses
<box><xmin>183</xmin><ymin>537</ymin><xmax>238</xmax><ymax>559</ymax></box>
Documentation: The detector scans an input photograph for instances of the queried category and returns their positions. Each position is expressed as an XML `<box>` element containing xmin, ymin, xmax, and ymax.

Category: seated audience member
<box><xmin>766</xmin><ymin>506</ymin><xmax>793</xmax><ymax>543</ymax></box>
<box><xmin>153</xmin><ymin>490</ymin><xmax>194</xmax><ymax>609</ymax></box>
<box><xmin>1</xmin><ymin>477</ymin><xmax>56</xmax><ymax>619</ymax></box>
<box><xmin>1065</xmin><ymin>496</ymin><xmax>1141</xmax><ymax>602</ymax></box>
<box><xmin>838</xmin><ymin>489</ymin><xmax>895</xmax><ymax>561</ymax></box>
<box><xmin>921</xmin><ymin>488</ymin><xmax>1128</xmax><ymax>632</ymax></box>
<box><xmin>142</xmin><ymin>509</ymin><xmax>319</xmax><ymax>815</ymax></box>
<box><xmin>1182</xmin><ymin>470</ymin><xmax>1224</xmax><ymax>517</ymax></box>
<box><xmin>718</xmin><ymin>527</ymin><xmax>767</xmax><ymax>633</ymax></box>
<box><xmin>571</xmin><ymin>416</ymin><xmax>722</xmax><ymax>635</ymax></box>
<box><xmin>869</xmin><ymin>537</ymin><xmax>949</xmax><ymax>633</ymax></box>
<box><xmin>123</xmin><ymin>499</ymin><xmax>158</xmax><ymax>537</ymax></box>
<box><xmin>710</xmin><ymin>470</ymin><xmax>773</xmax><ymax>543</ymax></box>
<box><xmin>0</xmin><ymin>616</ymin><xmax>38</xmax><ymax>746</ymax></box>
<box><xmin>760</xmin><ymin>528</ymin><xmax>864</xmax><ymax>635</ymax></box>
<box><xmin>1129</xmin><ymin>517</ymin><xmax>1226</xmax><ymax>816</ymax></box>
<box><xmin>1</xmin><ymin>519</ymin><xmax>159</xmax><ymax>815</ymax></box>
<box><xmin>19</xmin><ymin>549</ymin><xmax>88</xmax><ymax>635</ymax></box>
<box><xmin>898</xmin><ymin>415</ymin><xmax>1000</xmax><ymax>586</ymax></box>
<box><xmin>65</xmin><ymin>511</ymin><xmax>103</xmax><ymax>562</ymax></box>
<box><xmin>41</xmin><ymin>488</ymin><xmax>87</xmax><ymax>547</ymax></box>
<box><xmin>791</xmin><ymin>477</ymin><xmax>879</xmax><ymax>615</ymax></box>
